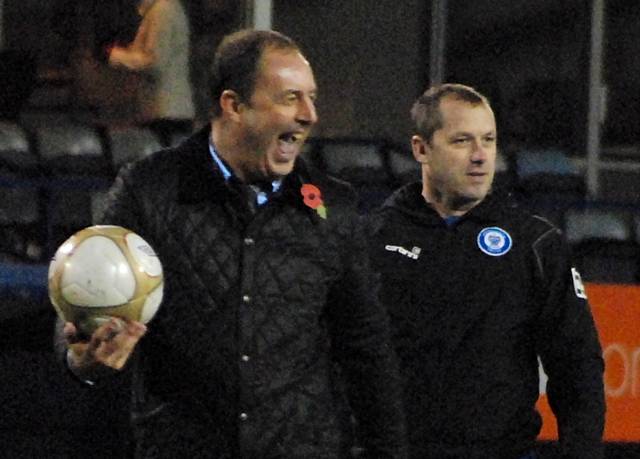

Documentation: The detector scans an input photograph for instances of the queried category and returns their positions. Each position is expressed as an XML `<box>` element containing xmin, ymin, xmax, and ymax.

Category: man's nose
<box><xmin>296</xmin><ymin>96</ymin><xmax>318</xmax><ymax>125</ymax></box>
<box><xmin>470</xmin><ymin>140</ymin><xmax>487</xmax><ymax>163</ymax></box>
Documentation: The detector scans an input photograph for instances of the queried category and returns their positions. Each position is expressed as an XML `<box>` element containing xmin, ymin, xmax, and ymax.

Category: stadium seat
<box><xmin>314</xmin><ymin>138</ymin><xmax>394</xmax><ymax>213</ymax></box>
<box><xmin>572</xmin><ymin>239</ymin><xmax>640</xmax><ymax>284</ymax></box>
<box><xmin>0</xmin><ymin>122</ymin><xmax>43</xmax><ymax>262</ymax></box>
<box><xmin>35</xmin><ymin>122</ymin><xmax>107</xmax><ymax>175</ymax></box>
<box><xmin>106</xmin><ymin>125</ymin><xmax>163</xmax><ymax>173</ymax></box>
<box><xmin>564</xmin><ymin>206</ymin><xmax>639</xmax><ymax>284</ymax></box>
<box><xmin>31</xmin><ymin>122</ymin><xmax>111</xmax><ymax>255</ymax></box>
<box><xmin>0</xmin><ymin>121</ymin><xmax>39</xmax><ymax>173</ymax></box>
<box><xmin>19</xmin><ymin>110</ymin><xmax>80</xmax><ymax>137</ymax></box>
<box><xmin>492</xmin><ymin>150</ymin><xmax>519</xmax><ymax>195</ymax></box>
<box><xmin>564</xmin><ymin>207</ymin><xmax>631</xmax><ymax>246</ymax></box>
<box><xmin>387</xmin><ymin>147</ymin><xmax>420</xmax><ymax>186</ymax></box>
<box><xmin>515</xmin><ymin>148</ymin><xmax>586</xmax><ymax>228</ymax></box>
<box><xmin>299</xmin><ymin>137</ymin><xmax>321</xmax><ymax>169</ymax></box>
<box><xmin>515</xmin><ymin>147</ymin><xmax>578</xmax><ymax>178</ymax></box>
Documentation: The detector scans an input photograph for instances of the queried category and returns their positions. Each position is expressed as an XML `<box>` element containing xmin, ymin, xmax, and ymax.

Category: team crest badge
<box><xmin>477</xmin><ymin>227</ymin><xmax>512</xmax><ymax>256</ymax></box>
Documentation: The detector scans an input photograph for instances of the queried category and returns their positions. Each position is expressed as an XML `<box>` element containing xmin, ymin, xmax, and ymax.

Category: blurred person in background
<box><xmin>107</xmin><ymin>0</ymin><xmax>195</xmax><ymax>145</ymax></box>
<box><xmin>368</xmin><ymin>83</ymin><xmax>605</xmax><ymax>459</ymax></box>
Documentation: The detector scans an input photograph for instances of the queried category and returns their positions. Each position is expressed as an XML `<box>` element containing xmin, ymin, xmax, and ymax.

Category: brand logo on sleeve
<box><xmin>477</xmin><ymin>227</ymin><xmax>512</xmax><ymax>256</ymax></box>
<box><xmin>571</xmin><ymin>267</ymin><xmax>588</xmax><ymax>299</ymax></box>
<box><xmin>384</xmin><ymin>245</ymin><xmax>421</xmax><ymax>260</ymax></box>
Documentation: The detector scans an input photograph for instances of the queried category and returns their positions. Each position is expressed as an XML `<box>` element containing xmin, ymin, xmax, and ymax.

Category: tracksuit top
<box><xmin>368</xmin><ymin>182</ymin><xmax>605</xmax><ymax>459</ymax></box>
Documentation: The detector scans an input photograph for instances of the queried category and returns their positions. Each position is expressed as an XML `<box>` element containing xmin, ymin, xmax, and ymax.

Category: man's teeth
<box><xmin>280</xmin><ymin>133</ymin><xmax>299</xmax><ymax>143</ymax></box>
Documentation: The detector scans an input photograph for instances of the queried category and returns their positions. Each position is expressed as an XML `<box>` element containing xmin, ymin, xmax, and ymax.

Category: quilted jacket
<box><xmin>97</xmin><ymin>126</ymin><xmax>406</xmax><ymax>458</ymax></box>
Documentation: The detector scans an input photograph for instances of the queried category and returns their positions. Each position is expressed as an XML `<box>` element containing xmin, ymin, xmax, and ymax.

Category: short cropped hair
<box><xmin>411</xmin><ymin>83</ymin><xmax>491</xmax><ymax>142</ymax></box>
<box><xmin>208</xmin><ymin>29</ymin><xmax>300</xmax><ymax>118</ymax></box>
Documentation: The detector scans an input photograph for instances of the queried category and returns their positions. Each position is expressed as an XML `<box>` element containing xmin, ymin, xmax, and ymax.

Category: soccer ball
<box><xmin>48</xmin><ymin>225</ymin><xmax>164</xmax><ymax>335</ymax></box>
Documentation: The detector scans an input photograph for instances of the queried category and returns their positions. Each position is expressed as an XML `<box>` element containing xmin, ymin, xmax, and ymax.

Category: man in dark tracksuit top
<box><xmin>368</xmin><ymin>84</ymin><xmax>605</xmax><ymax>459</ymax></box>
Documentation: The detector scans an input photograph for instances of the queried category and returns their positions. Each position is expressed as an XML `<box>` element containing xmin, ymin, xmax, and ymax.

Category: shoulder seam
<box><xmin>531</xmin><ymin>226</ymin><xmax>560</xmax><ymax>281</ymax></box>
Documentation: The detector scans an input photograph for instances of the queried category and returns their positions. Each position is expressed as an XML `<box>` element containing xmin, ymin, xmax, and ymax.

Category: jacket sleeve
<box><xmin>533</xmin><ymin>225</ymin><xmax>605</xmax><ymax>459</ymax></box>
<box><xmin>95</xmin><ymin>162</ymin><xmax>143</xmax><ymax>228</ymax></box>
<box><xmin>326</xmin><ymin>211</ymin><xmax>408</xmax><ymax>459</ymax></box>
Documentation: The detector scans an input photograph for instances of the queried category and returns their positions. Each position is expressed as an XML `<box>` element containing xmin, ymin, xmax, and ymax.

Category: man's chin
<box><xmin>449</xmin><ymin>193</ymin><xmax>486</xmax><ymax>211</ymax></box>
<box><xmin>464</xmin><ymin>184</ymin><xmax>491</xmax><ymax>201</ymax></box>
<box><xmin>267</xmin><ymin>161</ymin><xmax>296</xmax><ymax>179</ymax></box>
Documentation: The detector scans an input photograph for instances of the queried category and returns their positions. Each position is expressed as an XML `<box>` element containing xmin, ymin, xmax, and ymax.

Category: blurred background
<box><xmin>0</xmin><ymin>0</ymin><xmax>639</xmax><ymax>457</ymax></box>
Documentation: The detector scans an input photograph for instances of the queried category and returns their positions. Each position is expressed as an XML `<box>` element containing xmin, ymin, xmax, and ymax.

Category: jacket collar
<box><xmin>176</xmin><ymin>125</ymin><xmax>322</xmax><ymax>218</ymax></box>
<box><xmin>177</xmin><ymin>126</ymin><xmax>228</xmax><ymax>204</ymax></box>
<box><xmin>383</xmin><ymin>181</ymin><xmax>514</xmax><ymax>226</ymax></box>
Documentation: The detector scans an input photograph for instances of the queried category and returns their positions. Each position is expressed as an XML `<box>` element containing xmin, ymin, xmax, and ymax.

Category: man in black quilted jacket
<box><xmin>58</xmin><ymin>29</ymin><xmax>407</xmax><ymax>458</ymax></box>
<box><xmin>367</xmin><ymin>83</ymin><xmax>605</xmax><ymax>459</ymax></box>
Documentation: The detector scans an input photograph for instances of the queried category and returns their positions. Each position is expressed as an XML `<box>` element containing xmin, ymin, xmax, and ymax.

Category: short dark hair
<box><xmin>411</xmin><ymin>83</ymin><xmax>490</xmax><ymax>142</ymax></box>
<box><xmin>208</xmin><ymin>29</ymin><xmax>300</xmax><ymax>118</ymax></box>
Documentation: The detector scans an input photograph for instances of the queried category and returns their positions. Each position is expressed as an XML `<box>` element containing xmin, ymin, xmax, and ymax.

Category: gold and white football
<box><xmin>48</xmin><ymin>225</ymin><xmax>163</xmax><ymax>334</ymax></box>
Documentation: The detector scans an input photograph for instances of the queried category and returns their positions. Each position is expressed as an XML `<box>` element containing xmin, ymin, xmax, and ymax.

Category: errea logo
<box><xmin>384</xmin><ymin>245</ymin><xmax>421</xmax><ymax>260</ymax></box>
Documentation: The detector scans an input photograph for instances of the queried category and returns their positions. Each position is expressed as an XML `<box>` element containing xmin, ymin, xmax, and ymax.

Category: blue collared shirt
<box><xmin>209</xmin><ymin>141</ymin><xmax>282</xmax><ymax>206</ymax></box>
<box><xmin>444</xmin><ymin>215</ymin><xmax>461</xmax><ymax>227</ymax></box>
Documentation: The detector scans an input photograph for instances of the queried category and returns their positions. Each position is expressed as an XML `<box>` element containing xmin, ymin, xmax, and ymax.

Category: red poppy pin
<box><xmin>300</xmin><ymin>183</ymin><xmax>327</xmax><ymax>219</ymax></box>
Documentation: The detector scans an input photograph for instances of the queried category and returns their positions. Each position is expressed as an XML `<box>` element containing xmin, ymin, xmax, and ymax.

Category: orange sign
<box><xmin>537</xmin><ymin>283</ymin><xmax>640</xmax><ymax>441</ymax></box>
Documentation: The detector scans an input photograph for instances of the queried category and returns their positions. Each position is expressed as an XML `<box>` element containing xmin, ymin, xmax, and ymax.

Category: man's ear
<box><xmin>219</xmin><ymin>90</ymin><xmax>244</xmax><ymax>120</ymax></box>
<box><xmin>411</xmin><ymin>135</ymin><xmax>430</xmax><ymax>164</ymax></box>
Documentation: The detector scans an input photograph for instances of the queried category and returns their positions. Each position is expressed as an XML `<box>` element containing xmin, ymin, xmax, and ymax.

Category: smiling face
<box><xmin>412</xmin><ymin>95</ymin><xmax>497</xmax><ymax>216</ymax></box>
<box><xmin>230</xmin><ymin>47</ymin><xmax>318</xmax><ymax>182</ymax></box>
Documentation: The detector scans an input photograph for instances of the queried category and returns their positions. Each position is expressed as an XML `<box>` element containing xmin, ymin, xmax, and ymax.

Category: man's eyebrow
<box><xmin>281</xmin><ymin>88</ymin><xmax>318</xmax><ymax>97</ymax></box>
